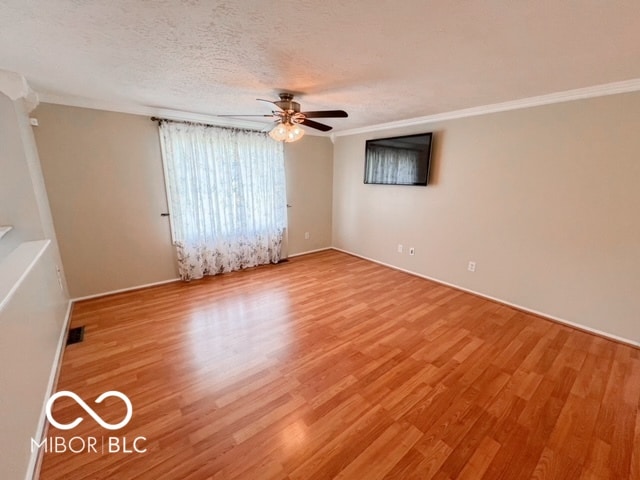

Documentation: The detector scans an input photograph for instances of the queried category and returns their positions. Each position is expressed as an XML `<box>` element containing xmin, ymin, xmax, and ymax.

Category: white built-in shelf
<box><xmin>0</xmin><ymin>226</ymin><xmax>13</xmax><ymax>240</ymax></box>
<box><xmin>0</xmin><ymin>239</ymin><xmax>50</xmax><ymax>313</ymax></box>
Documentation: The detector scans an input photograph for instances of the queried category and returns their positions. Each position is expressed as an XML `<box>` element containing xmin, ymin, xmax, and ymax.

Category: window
<box><xmin>159</xmin><ymin>121</ymin><xmax>287</xmax><ymax>280</ymax></box>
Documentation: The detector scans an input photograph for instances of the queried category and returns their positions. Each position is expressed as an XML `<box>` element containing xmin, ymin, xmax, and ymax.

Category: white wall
<box><xmin>0</xmin><ymin>86</ymin><xmax>70</xmax><ymax>480</ymax></box>
<box><xmin>0</xmin><ymin>243</ymin><xmax>68</xmax><ymax>480</ymax></box>
<box><xmin>332</xmin><ymin>91</ymin><xmax>640</xmax><ymax>344</ymax></box>
<box><xmin>0</xmin><ymin>94</ymin><xmax>44</xmax><ymax>259</ymax></box>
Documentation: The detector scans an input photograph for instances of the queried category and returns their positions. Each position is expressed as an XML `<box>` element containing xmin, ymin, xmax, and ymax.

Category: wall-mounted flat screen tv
<box><xmin>364</xmin><ymin>132</ymin><xmax>433</xmax><ymax>186</ymax></box>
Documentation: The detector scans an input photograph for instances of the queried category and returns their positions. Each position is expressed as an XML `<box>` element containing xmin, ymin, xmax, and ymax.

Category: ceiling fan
<box><xmin>221</xmin><ymin>93</ymin><xmax>348</xmax><ymax>142</ymax></box>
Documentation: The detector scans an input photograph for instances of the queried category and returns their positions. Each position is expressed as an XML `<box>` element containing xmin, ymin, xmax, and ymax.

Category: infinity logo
<box><xmin>46</xmin><ymin>391</ymin><xmax>133</xmax><ymax>431</ymax></box>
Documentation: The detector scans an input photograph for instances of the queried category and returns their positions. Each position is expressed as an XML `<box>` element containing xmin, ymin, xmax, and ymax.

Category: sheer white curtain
<box><xmin>365</xmin><ymin>145</ymin><xmax>419</xmax><ymax>184</ymax></box>
<box><xmin>159</xmin><ymin>121</ymin><xmax>287</xmax><ymax>280</ymax></box>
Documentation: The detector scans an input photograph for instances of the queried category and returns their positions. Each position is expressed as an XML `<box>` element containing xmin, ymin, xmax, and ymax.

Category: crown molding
<box><xmin>36</xmin><ymin>92</ymin><xmax>326</xmax><ymax>135</ymax></box>
<box><xmin>37</xmin><ymin>92</ymin><xmax>268</xmax><ymax>130</ymax></box>
<box><xmin>334</xmin><ymin>77</ymin><xmax>640</xmax><ymax>137</ymax></box>
<box><xmin>37</xmin><ymin>77</ymin><xmax>640</xmax><ymax>138</ymax></box>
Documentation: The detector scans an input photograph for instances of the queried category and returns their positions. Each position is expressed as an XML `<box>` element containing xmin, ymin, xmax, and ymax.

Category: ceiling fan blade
<box><xmin>257</xmin><ymin>98</ymin><xmax>283</xmax><ymax>110</ymax></box>
<box><xmin>217</xmin><ymin>114</ymin><xmax>274</xmax><ymax>117</ymax></box>
<box><xmin>301</xmin><ymin>118</ymin><xmax>333</xmax><ymax>132</ymax></box>
<box><xmin>301</xmin><ymin>110</ymin><xmax>348</xmax><ymax>118</ymax></box>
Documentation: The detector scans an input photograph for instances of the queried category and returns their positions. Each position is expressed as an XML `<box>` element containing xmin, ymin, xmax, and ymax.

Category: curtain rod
<box><xmin>150</xmin><ymin>116</ymin><xmax>264</xmax><ymax>134</ymax></box>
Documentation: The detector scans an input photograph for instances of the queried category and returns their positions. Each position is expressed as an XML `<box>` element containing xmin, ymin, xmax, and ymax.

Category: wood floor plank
<box><xmin>38</xmin><ymin>250</ymin><xmax>640</xmax><ymax>479</ymax></box>
<box><xmin>455</xmin><ymin>435</ymin><xmax>501</xmax><ymax>480</ymax></box>
<box><xmin>333</xmin><ymin>421</ymin><xmax>422</xmax><ymax>480</ymax></box>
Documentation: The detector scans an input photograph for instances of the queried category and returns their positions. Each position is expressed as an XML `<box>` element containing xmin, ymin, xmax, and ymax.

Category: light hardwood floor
<box><xmin>40</xmin><ymin>250</ymin><xmax>640</xmax><ymax>479</ymax></box>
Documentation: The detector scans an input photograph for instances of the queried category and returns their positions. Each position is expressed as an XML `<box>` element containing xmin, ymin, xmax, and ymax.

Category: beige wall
<box><xmin>333</xmin><ymin>91</ymin><xmax>640</xmax><ymax>344</ymax></box>
<box><xmin>284</xmin><ymin>135</ymin><xmax>333</xmax><ymax>255</ymax></box>
<box><xmin>34</xmin><ymin>92</ymin><xmax>639</xmax><ymax>343</ymax></box>
<box><xmin>33</xmin><ymin>104</ymin><xmax>334</xmax><ymax>297</ymax></box>
<box><xmin>34</xmin><ymin>104</ymin><xmax>179</xmax><ymax>298</ymax></box>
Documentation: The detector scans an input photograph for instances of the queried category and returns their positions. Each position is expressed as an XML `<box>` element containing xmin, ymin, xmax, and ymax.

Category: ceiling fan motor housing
<box><xmin>274</xmin><ymin>93</ymin><xmax>301</xmax><ymax>113</ymax></box>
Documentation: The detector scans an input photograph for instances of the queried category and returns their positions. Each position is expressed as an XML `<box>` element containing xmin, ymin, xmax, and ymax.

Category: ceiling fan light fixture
<box><xmin>269</xmin><ymin>121</ymin><xmax>305</xmax><ymax>143</ymax></box>
<box><xmin>269</xmin><ymin>123</ymin><xmax>289</xmax><ymax>142</ymax></box>
<box><xmin>230</xmin><ymin>93</ymin><xmax>345</xmax><ymax>138</ymax></box>
<box><xmin>287</xmin><ymin>123</ymin><xmax>305</xmax><ymax>142</ymax></box>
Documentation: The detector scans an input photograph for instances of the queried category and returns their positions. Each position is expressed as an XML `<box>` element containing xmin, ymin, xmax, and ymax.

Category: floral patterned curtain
<box><xmin>159</xmin><ymin>121</ymin><xmax>287</xmax><ymax>280</ymax></box>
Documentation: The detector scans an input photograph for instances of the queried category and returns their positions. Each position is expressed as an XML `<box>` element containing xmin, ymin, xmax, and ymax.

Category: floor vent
<box><xmin>66</xmin><ymin>326</ymin><xmax>85</xmax><ymax>345</ymax></box>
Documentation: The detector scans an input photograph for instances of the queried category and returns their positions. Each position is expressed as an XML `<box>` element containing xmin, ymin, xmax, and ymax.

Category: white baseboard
<box><xmin>27</xmin><ymin>298</ymin><xmax>73</xmax><ymax>480</ymax></box>
<box><xmin>331</xmin><ymin>247</ymin><xmax>640</xmax><ymax>349</ymax></box>
<box><xmin>287</xmin><ymin>247</ymin><xmax>332</xmax><ymax>258</ymax></box>
<box><xmin>72</xmin><ymin>278</ymin><xmax>181</xmax><ymax>302</ymax></box>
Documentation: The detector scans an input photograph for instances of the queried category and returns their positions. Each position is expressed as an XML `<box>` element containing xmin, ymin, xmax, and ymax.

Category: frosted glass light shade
<box><xmin>269</xmin><ymin>122</ymin><xmax>305</xmax><ymax>142</ymax></box>
<box><xmin>269</xmin><ymin>123</ymin><xmax>288</xmax><ymax>141</ymax></box>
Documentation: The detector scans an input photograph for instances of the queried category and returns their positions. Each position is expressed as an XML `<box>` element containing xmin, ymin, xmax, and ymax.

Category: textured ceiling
<box><xmin>1</xmin><ymin>1</ymin><xmax>640</xmax><ymax>132</ymax></box>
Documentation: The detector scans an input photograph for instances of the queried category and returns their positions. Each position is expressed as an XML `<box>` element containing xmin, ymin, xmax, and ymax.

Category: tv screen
<box><xmin>364</xmin><ymin>132</ymin><xmax>433</xmax><ymax>186</ymax></box>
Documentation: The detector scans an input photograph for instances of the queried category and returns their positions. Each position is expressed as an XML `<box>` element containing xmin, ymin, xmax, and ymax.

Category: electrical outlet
<box><xmin>397</xmin><ymin>244</ymin><xmax>403</xmax><ymax>253</ymax></box>
<box><xmin>468</xmin><ymin>261</ymin><xmax>476</xmax><ymax>272</ymax></box>
<box><xmin>304</xmin><ymin>232</ymin><xmax>310</xmax><ymax>240</ymax></box>
<box><xmin>409</xmin><ymin>247</ymin><xmax>415</xmax><ymax>256</ymax></box>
